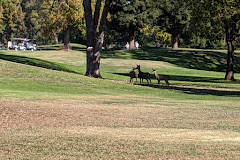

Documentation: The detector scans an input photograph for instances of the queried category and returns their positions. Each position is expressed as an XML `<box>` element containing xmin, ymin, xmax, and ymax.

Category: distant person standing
<box><xmin>135</xmin><ymin>41</ymin><xmax>139</xmax><ymax>49</ymax></box>
<box><xmin>126</xmin><ymin>42</ymin><xmax>130</xmax><ymax>51</ymax></box>
<box><xmin>157</xmin><ymin>42</ymin><xmax>160</xmax><ymax>48</ymax></box>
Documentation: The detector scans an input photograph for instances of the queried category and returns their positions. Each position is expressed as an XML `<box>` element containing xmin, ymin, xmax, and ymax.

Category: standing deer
<box><xmin>136</xmin><ymin>65</ymin><xmax>151</xmax><ymax>84</ymax></box>
<box><xmin>129</xmin><ymin>67</ymin><xmax>138</xmax><ymax>84</ymax></box>
<box><xmin>152</xmin><ymin>69</ymin><xmax>170</xmax><ymax>85</ymax></box>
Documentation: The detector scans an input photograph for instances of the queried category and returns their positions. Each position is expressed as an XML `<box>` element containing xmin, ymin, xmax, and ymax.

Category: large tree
<box><xmin>21</xmin><ymin>0</ymin><xmax>48</xmax><ymax>42</ymax></box>
<box><xmin>190</xmin><ymin>0</ymin><xmax>240</xmax><ymax>81</ymax></box>
<box><xmin>108</xmin><ymin>0</ymin><xmax>151</xmax><ymax>49</ymax></box>
<box><xmin>0</xmin><ymin>2</ymin><xmax>5</xmax><ymax>41</ymax></box>
<box><xmin>154</xmin><ymin>0</ymin><xmax>190</xmax><ymax>49</ymax></box>
<box><xmin>41</xmin><ymin>0</ymin><xmax>84</xmax><ymax>49</ymax></box>
<box><xmin>1</xmin><ymin>0</ymin><xmax>26</xmax><ymax>42</ymax></box>
<box><xmin>36</xmin><ymin>0</ymin><xmax>84</xmax><ymax>49</ymax></box>
<box><xmin>83</xmin><ymin>0</ymin><xmax>112</xmax><ymax>78</ymax></box>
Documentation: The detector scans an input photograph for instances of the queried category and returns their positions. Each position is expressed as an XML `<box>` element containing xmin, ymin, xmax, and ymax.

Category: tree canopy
<box><xmin>189</xmin><ymin>0</ymin><xmax>240</xmax><ymax>80</ymax></box>
<box><xmin>1</xmin><ymin>0</ymin><xmax>26</xmax><ymax>41</ymax></box>
<box><xmin>108</xmin><ymin>0</ymin><xmax>152</xmax><ymax>49</ymax></box>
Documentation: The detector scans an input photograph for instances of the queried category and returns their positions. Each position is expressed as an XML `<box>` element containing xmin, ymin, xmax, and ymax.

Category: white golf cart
<box><xmin>8</xmin><ymin>38</ymin><xmax>37</xmax><ymax>51</ymax></box>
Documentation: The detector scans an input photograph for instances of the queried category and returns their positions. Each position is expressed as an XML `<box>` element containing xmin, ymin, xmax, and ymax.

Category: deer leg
<box><xmin>165</xmin><ymin>80</ymin><xmax>169</xmax><ymax>85</ymax></box>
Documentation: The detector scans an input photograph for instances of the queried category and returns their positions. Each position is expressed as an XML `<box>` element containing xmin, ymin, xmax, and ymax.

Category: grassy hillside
<box><xmin>0</xmin><ymin>44</ymin><xmax>240</xmax><ymax>159</ymax></box>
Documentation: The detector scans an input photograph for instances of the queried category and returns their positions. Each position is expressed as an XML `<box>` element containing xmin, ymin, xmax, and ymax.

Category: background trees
<box><xmin>108</xmin><ymin>0</ymin><xmax>152</xmax><ymax>49</ymax></box>
<box><xmin>46</xmin><ymin>0</ymin><xmax>85</xmax><ymax>49</ymax></box>
<box><xmin>0</xmin><ymin>3</ymin><xmax>5</xmax><ymax>40</ymax></box>
<box><xmin>189</xmin><ymin>0</ymin><xmax>240</xmax><ymax>81</ymax></box>
<box><xmin>0</xmin><ymin>0</ymin><xmax>85</xmax><ymax>46</ymax></box>
<box><xmin>21</xmin><ymin>0</ymin><xmax>43</xmax><ymax>40</ymax></box>
<box><xmin>1</xmin><ymin>0</ymin><xmax>26</xmax><ymax>42</ymax></box>
<box><xmin>154</xmin><ymin>0</ymin><xmax>190</xmax><ymax>49</ymax></box>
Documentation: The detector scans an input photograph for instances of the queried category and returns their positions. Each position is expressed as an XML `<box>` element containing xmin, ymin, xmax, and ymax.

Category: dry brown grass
<box><xmin>1</xmin><ymin>98</ymin><xmax>240</xmax><ymax>159</ymax></box>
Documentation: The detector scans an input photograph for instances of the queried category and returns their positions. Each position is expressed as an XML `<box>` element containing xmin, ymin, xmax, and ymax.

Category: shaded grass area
<box><xmin>0</xmin><ymin>53</ymin><xmax>81</xmax><ymax>74</ymax></box>
<box><xmin>1</xmin><ymin>50</ymin><xmax>239</xmax><ymax>85</ymax></box>
<box><xmin>38</xmin><ymin>43</ymin><xmax>87</xmax><ymax>52</ymax></box>
<box><xmin>144</xmin><ymin>83</ymin><xmax>240</xmax><ymax>97</ymax></box>
<box><xmin>115</xmin><ymin>72</ymin><xmax>226</xmax><ymax>84</ymax></box>
<box><xmin>102</xmin><ymin>47</ymin><xmax>240</xmax><ymax>73</ymax></box>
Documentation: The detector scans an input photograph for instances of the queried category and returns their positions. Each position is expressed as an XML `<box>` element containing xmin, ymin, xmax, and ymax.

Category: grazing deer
<box><xmin>152</xmin><ymin>69</ymin><xmax>170</xmax><ymax>85</ymax></box>
<box><xmin>129</xmin><ymin>67</ymin><xmax>138</xmax><ymax>84</ymax></box>
<box><xmin>136</xmin><ymin>65</ymin><xmax>151</xmax><ymax>84</ymax></box>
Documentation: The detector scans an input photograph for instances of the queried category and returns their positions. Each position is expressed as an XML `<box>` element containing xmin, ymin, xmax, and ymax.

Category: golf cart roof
<box><xmin>11</xmin><ymin>38</ymin><xmax>35</xmax><ymax>41</ymax></box>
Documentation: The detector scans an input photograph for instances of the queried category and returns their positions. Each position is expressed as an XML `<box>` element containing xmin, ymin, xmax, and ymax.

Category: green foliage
<box><xmin>155</xmin><ymin>31</ymin><xmax>172</xmax><ymax>45</ymax></box>
<box><xmin>181</xmin><ymin>37</ymin><xmax>227</xmax><ymax>49</ymax></box>
<box><xmin>189</xmin><ymin>0</ymin><xmax>240</xmax><ymax>40</ymax></box>
<box><xmin>0</xmin><ymin>4</ymin><xmax>4</xmax><ymax>35</ymax></box>
<box><xmin>39</xmin><ymin>0</ymin><xmax>85</xmax><ymax>44</ymax></box>
<box><xmin>153</xmin><ymin>0</ymin><xmax>190</xmax><ymax>48</ymax></box>
<box><xmin>1</xmin><ymin>0</ymin><xmax>26</xmax><ymax>41</ymax></box>
<box><xmin>107</xmin><ymin>0</ymin><xmax>152</xmax><ymax>45</ymax></box>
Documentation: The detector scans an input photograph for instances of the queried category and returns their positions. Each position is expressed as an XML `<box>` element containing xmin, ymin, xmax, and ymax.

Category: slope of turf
<box><xmin>0</xmin><ymin>45</ymin><xmax>239</xmax><ymax>101</ymax></box>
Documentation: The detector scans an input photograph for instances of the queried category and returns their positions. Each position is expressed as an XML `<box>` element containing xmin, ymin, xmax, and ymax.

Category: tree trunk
<box><xmin>172</xmin><ymin>33</ymin><xmax>179</xmax><ymax>49</ymax></box>
<box><xmin>52</xmin><ymin>30</ymin><xmax>59</xmax><ymax>44</ymax></box>
<box><xmin>83</xmin><ymin>0</ymin><xmax>111</xmax><ymax>78</ymax></box>
<box><xmin>225</xmin><ymin>39</ymin><xmax>235</xmax><ymax>81</ymax></box>
<box><xmin>85</xmin><ymin>32</ymin><xmax>104</xmax><ymax>78</ymax></box>
<box><xmin>224</xmin><ymin>24</ymin><xmax>235</xmax><ymax>81</ymax></box>
<box><xmin>129</xmin><ymin>38</ymin><xmax>135</xmax><ymax>50</ymax></box>
<box><xmin>64</xmin><ymin>28</ymin><xmax>71</xmax><ymax>50</ymax></box>
<box><xmin>85</xmin><ymin>48</ymin><xmax>101</xmax><ymax>78</ymax></box>
<box><xmin>129</xmin><ymin>28</ymin><xmax>136</xmax><ymax>50</ymax></box>
<box><xmin>172</xmin><ymin>17</ymin><xmax>179</xmax><ymax>49</ymax></box>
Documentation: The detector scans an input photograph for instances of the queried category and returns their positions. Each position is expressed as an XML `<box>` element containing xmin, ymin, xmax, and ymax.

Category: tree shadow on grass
<box><xmin>71</xmin><ymin>45</ymin><xmax>86</xmax><ymax>52</ymax></box>
<box><xmin>38</xmin><ymin>44</ymin><xmax>87</xmax><ymax>52</ymax></box>
<box><xmin>139</xmin><ymin>83</ymin><xmax>240</xmax><ymax>97</ymax></box>
<box><xmin>0</xmin><ymin>53</ymin><xmax>79</xmax><ymax>74</ymax></box>
<box><xmin>103</xmin><ymin>47</ymin><xmax>240</xmax><ymax>73</ymax></box>
<box><xmin>115</xmin><ymin>72</ymin><xmax>240</xmax><ymax>97</ymax></box>
<box><xmin>114</xmin><ymin>72</ymin><xmax>225</xmax><ymax>84</ymax></box>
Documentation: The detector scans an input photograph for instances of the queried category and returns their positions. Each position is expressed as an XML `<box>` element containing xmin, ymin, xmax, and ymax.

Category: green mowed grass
<box><xmin>0</xmin><ymin>45</ymin><xmax>240</xmax><ymax>159</ymax></box>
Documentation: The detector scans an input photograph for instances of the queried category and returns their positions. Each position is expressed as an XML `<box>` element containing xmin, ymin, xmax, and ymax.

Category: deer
<box><xmin>136</xmin><ymin>65</ymin><xmax>151</xmax><ymax>84</ymax></box>
<box><xmin>152</xmin><ymin>68</ymin><xmax>170</xmax><ymax>85</ymax></box>
<box><xmin>129</xmin><ymin>67</ymin><xmax>138</xmax><ymax>84</ymax></box>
